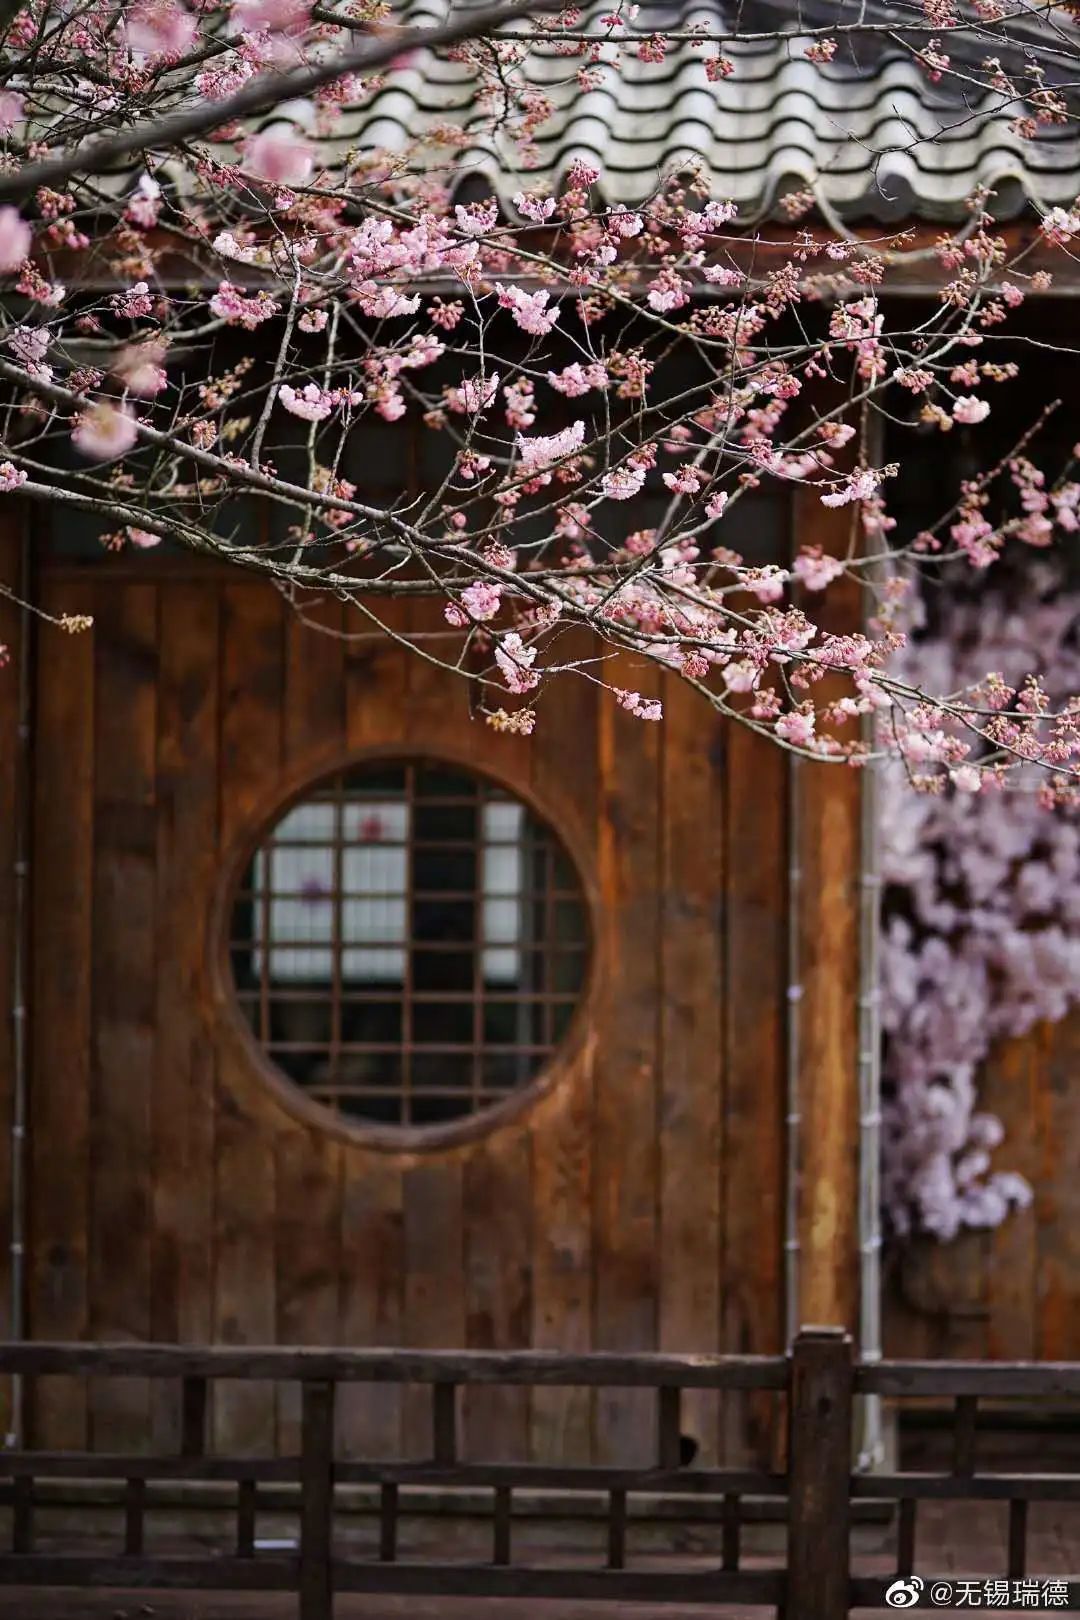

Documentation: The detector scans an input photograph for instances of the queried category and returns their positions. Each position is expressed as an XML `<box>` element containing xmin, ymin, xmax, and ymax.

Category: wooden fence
<box><xmin>0</xmin><ymin>1329</ymin><xmax>1077</xmax><ymax>1618</ymax></box>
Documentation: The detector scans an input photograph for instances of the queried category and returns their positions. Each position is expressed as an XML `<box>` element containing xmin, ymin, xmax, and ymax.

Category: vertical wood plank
<box><xmin>658</xmin><ymin>676</ymin><xmax>724</xmax><ymax>1465</ymax></box>
<box><xmin>276</xmin><ymin>598</ymin><xmax>346</xmax><ymax>1453</ymax></box>
<box><xmin>593</xmin><ymin>662</ymin><xmax>660</xmax><ymax>1466</ymax></box>
<box><xmin>0</xmin><ymin>514</ymin><xmax>23</xmax><ymax>1443</ymax></box>
<box><xmin>1036</xmin><ymin>1013</ymin><xmax>1080</xmax><ymax>1360</ymax></box>
<box><xmin>463</xmin><ymin>1132</ymin><xmax>531</xmax><ymax>1461</ymax></box>
<box><xmin>28</xmin><ymin>578</ymin><xmax>94</xmax><ymax>1448</ymax></box>
<box><xmin>337</xmin><ymin>1159</ymin><xmax>403</xmax><ymax>1459</ymax></box>
<box><xmin>793</xmin><ymin>487</ymin><xmax>862</xmax><ymax>1336</ymax></box>
<box><xmin>983</xmin><ymin>1034</ymin><xmax>1037</xmax><ymax>1360</ymax></box>
<box><xmin>214</xmin><ymin>582</ymin><xmax>283</xmax><ymax>1455</ymax></box>
<box><xmin>337</xmin><ymin>597</ymin><xmax>407</xmax><ymax>1461</ymax></box>
<box><xmin>89</xmin><ymin>583</ymin><xmax>157</xmax><ymax>1450</ymax></box>
<box><xmin>402</xmin><ymin>1160</ymin><xmax>465</xmax><ymax>1456</ymax></box>
<box><xmin>797</xmin><ymin>750</ymin><xmax>860</xmax><ymax>1332</ymax></box>
<box><xmin>529</xmin><ymin>651</ymin><xmax>596</xmax><ymax>1466</ymax></box>
<box><xmin>153</xmin><ymin>584</ymin><xmax>218</xmax><ymax>1450</ymax></box>
<box><xmin>786</xmin><ymin>1327</ymin><xmax>853</xmax><ymax>1620</ymax></box>
<box><xmin>399</xmin><ymin>598</ymin><xmax>467</xmax><ymax>1457</ymax></box>
<box><xmin>299</xmin><ymin>1378</ymin><xmax>335</xmax><ymax>1620</ymax></box>
<box><xmin>722</xmin><ymin>723</ymin><xmax>786</xmax><ymax>1465</ymax></box>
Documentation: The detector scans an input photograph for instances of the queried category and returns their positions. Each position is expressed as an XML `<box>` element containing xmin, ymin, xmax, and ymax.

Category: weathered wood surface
<box><xmin>884</xmin><ymin>1013</ymin><xmax>1080</xmax><ymax>1366</ymax></box>
<box><xmin>23</xmin><ymin>560</ymin><xmax>803</xmax><ymax>1461</ymax></box>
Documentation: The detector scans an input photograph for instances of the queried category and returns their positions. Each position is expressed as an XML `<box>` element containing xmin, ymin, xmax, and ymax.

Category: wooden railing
<box><xmin>0</xmin><ymin>1329</ymin><xmax>1076</xmax><ymax>1618</ymax></box>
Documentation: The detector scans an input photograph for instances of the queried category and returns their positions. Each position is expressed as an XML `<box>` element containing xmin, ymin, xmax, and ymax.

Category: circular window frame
<box><xmin>209</xmin><ymin>744</ymin><xmax>598</xmax><ymax>1154</ymax></box>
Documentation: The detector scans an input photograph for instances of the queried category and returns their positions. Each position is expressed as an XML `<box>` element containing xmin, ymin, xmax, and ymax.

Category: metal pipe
<box><xmin>855</xmin><ymin>404</ymin><xmax>886</xmax><ymax>1471</ymax></box>
<box><xmin>855</xmin><ymin>741</ymin><xmax>885</xmax><ymax>1471</ymax></box>
<box><xmin>7</xmin><ymin>516</ymin><xmax>32</xmax><ymax>1448</ymax></box>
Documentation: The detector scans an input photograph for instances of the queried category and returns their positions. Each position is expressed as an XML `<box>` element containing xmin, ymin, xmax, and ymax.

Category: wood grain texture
<box><xmin>89</xmin><ymin>584</ymin><xmax>158</xmax><ymax>1450</ymax></box>
<box><xmin>276</xmin><ymin>596</ymin><xmax>346</xmax><ymax>1454</ymax></box>
<box><xmin>0</xmin><ymin>515</ymin><xmax>22</xmax><ymax>1441</ymax></box>
<box><xmin>23</xmin><ymin>562</ymin><xmax>804</xmax><ymax>1472</ymax></box>
<box><xmin>1035</xmin><ymin>1013</ymin><xmax>1080</xmax><ymax>1361</ymax></box>
<box><xmin>28</xmin><ymin>575</ymin><xmax>95</xmax><ymax>1448</ymax></box>
<box><xmin>722</xmin><ymin>722</ymin><xmax>786</xmax><ymax>1464</ymax></box>
<box><xmin>593</xmin><ymin>659</ymin><xmax>661</xmax><ymax>1467</ymax></box>
<box><xmin>214</xmin><ymin>583</ymin><xmax>283</xmax><ymax>1455</ymax></box>
<box><xmin>337</xmin><ymin>596</ymin><xmax>408</xmax><ymax>1460</ymax></box>
<box><xmin>463</xmin><ymin>1130</ymin><xmax>532</xmax><ymax>1461</ymax></box>
<box><xmin>153</xmin><ymin>585</ymin><xmax>219</xmax><ymax>1449</ymax></box>
<box><xmin>658</xmin><ymin>675</ymin><xmax>724</xmax><ymax>1465</ymax></box>
<box><xmin>792</xmin><ymin>487</ymin><xmax>862</xmax><ymax>1336</ymax></box>
<box><xmin>529</xmin><ymin>651</ymin><xmax>597</xmax><ymax>1466</ymax></box>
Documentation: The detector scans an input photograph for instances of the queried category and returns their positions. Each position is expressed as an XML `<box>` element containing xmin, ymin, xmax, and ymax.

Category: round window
<box><xmin>228</xmin><ymin>760</ymin><xmax>590</xmax><ymax>1135</ymax></box>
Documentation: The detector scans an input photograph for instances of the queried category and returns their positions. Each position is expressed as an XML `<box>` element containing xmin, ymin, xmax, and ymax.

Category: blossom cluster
<box><xmin>881</xmin><ymin>579</ymin><xmax>1080</xmax><ymax>1240</ymax></box>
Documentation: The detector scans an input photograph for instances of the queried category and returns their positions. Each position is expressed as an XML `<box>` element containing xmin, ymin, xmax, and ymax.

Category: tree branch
<box><xmin>0</xmin><ymin>0</ymin><xmax>552</xmax><ymax>202</ymax></box>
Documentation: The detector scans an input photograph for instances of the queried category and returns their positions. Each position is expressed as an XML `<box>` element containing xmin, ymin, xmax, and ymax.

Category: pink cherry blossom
<box><xmin>512</xmin><ymin>193</ymin><xmax>555</xmax><ymax>223</ymax></box>
<box><xmin>244</xmin><ymin>128</ymin><xmax>314</xmax><ymax>188</ymax></box>
<box><xmin>0</xmin><ymin>92</ymin><xmax>25</xmax><ymax>134</ymax></box>
<box><xmin>793</xmin><ymin>547</ymin><xmax>844</xmax><ymax>591</ymax></box>
<box><xmin>776</xmin><ymin>709</ymin><xmax>816</xmax><ymax>746</ymax></box>
<box><xmin>0</xmin><ymin>461</ymin><xmax>26</xmax><ymax>491</ymax></box>
<box><xmin>546</xmin><ymin>362</ymin><xmax>608</xmax><ymax>397</ymax></box>
<box><xmin>234</xmin><ymin>0</ymin><xmax>309</xmax><ymax>30</ymax></box>
<box><xmin>111</xmin><ymin>282</ymin><xmax>153</xmax><ymax>319</ymax></box>
<box><xmin>125</xmin><ymin>174</ymin><xmax>161</xmax><ymax>229</ymax></box>
<box><xmin>0</xmin><ymin>209</ymin><xmax>30</xmax><ymax>273</ymax></box>
<box><xmin>952</xmin><ymin>395</ymin><xmax>991</xmax><ymax>424</ymax></box>
<box><xmin>6</xmin><ymin>325</ymin><xmax>52</xmax><ymax>379</ymax></box>
<box><xmin>72</xmin><ymin>404</ymin><xmax>139</xmax><ymax>461</ymax></box>
<box><xmin>126</xmin><ymin>0</ymin><xmax>197</xmax><ymax>60</ymax></box>
<box><xmin>515</xmin><ymin>420</ymin><xmax>585</xmax><ymax>472</ymax></box>
<box><xmin>209</xmin><ymin>282</ymin><xmax>279</xmax><ymax>328</ymax></box>
<box><xmin>460</xmin><ymin>581</ymin><xmax>501</xmax><ymax>621</ymax></box>
<box><xmin>115</xmin><ymin>343</ymin><xmax>168</xmax><ymax>396</ymax></box>
<box><xmin>495</xmin><ymin>633</ymin><xmax>540</xmax><ymax>693</ymax></box>
<box><xmin>600</xmin><ymin>464</ymin><xmax>647</xmax><ymax>500</ymax></box>
<box><xmin>615</xmin><ymin>688</ymin><xmax>662</xmax><ymax>721</ymax></box>
<box><xmin>495</xmin><ymin>283</ymin><xmax>559</xmax><ymax>336</ymax></box>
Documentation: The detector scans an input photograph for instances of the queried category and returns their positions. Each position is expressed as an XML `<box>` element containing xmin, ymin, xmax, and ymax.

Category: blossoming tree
<box><xmin>0</xmin><ymin>0</ymin><xmax>1077</xmax><ymax>795</ymax></box>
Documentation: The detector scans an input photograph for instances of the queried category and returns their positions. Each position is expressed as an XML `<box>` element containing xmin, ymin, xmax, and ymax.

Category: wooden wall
<box><xmin>884</xmin><ymin>1013</ymin><xmax>1080</xmax><ymax>1363</ymax></box>
<box><xmin>22</xmin><ymin>555</ymin><xmax>795</xmax><ymax>1462</ymax></box>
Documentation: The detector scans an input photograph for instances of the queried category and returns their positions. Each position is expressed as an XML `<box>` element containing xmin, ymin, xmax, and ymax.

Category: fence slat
<box><xmin>236</xmin><ymin>1480</ymin><xmax>257</xmax><ymax>1557</ymax></box>
<box><xmin>607</xmin><ymin>1488</ymin><xmax>627</xmax><ymax>1570</ymax></box>
<box><xmin>124</xmin><ymin>1478</ymin><xmax>145</xmax><ymax>1556</ymax></box>
<box><xmin>657</xmin><ymin>1385</ymin><xmax>681</xmax><ymax>1470</ymax></box>
<box><xmin>181</xmin><ymin>1375</ymin><xmax>208</xmax><ymax>1457</ymax></box>
<box><xmin>299</xmin><ymin>1379</ymin><xmax>335</xmax><ymax>1620</ymax></box>
<box><xmin>432</xmin><ymin>1383</ymin><xmax>457</xmax><ymax>1464</ymax></box>
<box><xmin>952</xmin><ymin>1396</ymin><xmax>978</xmax><ymax>1476</ymax></box>
<box><xmin>493</xmin><ymin>1485</ymin><xmax>512</xmax><ymax>1566</ymax></box>
<box><xmin>897</xmin><ymin>1498</ymin><xmax>917</xmax><ymax>1577</ymax></box>
<box><xmin>379</xmin><ymin>1483</ymin><xmax>398</xmax><ymax>1563</ymax></box>
<box><xmin>722</xmin><ymin>1492</ymin><xmax>740</xmax><ymax>1572</ymax></box>
<box><xmin>786</xmin><ymin>1327</ymin><xmax>852</xmax><ymax>1620</ymax></box>
<box><xmin>1008</xmin><ymin>1498</ymin><xmax>1028</xmax><ymax>1579</ymax></box>
<box><xmin>11</xmin><ymin>1475</ymin><xmax>32</xmax><ymax>1555</ymax></box>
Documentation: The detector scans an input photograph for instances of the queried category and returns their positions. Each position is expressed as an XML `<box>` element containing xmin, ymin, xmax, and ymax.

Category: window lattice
<box><xmin>230</xmin><ymin>761</ymin><xmax>589</xmax><ymax>1130</ymax></box>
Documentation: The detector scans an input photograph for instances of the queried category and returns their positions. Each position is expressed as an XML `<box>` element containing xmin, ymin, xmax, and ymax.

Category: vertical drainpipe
<box><xmin>855</xmin><ymin>734</ymin><xmax>885</xmax><ymax>1471</ymax></box>
<box><xmin>855</xmin><ymin>408</ymin><xmax>886</xmax><ymax>1471</ymax></box>
<box><xmin>784</xmin><ymin>754</ymin><xmax>802</xmax><ymax>1348</ymax></box>
<box><xmin>7</xmin><ymin>520</ymin><xmax>31</xmax><ymax>1449</ymax></box>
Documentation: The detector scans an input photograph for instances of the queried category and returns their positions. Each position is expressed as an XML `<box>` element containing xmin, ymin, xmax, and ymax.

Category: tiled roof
<box><xmin>259</xmin><ymin>0</ymin><xmax>1080</xmax><ymax>221</ymax></box>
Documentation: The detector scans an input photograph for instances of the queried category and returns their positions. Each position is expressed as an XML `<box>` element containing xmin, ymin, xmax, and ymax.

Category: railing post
<box><xmin>299</xmin><ymin>1379</ymin><xmax>336</xmax><ymax>1620</ymax></box>
<box><xmin>786</xmin><ymin>1327</ymin><xmax>853</xmax><ymax>1620</ymax></box>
